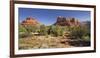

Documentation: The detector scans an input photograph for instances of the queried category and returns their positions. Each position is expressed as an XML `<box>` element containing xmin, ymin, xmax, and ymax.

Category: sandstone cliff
<box><xmin>21</xmin><ymin>17</ymin><xmax>39</xmax><ymax>26</ymax></box>
<box><xmin>54</xmin><ymin>16</ymin><xmax>80</xmax><ymax>26</ymax></box>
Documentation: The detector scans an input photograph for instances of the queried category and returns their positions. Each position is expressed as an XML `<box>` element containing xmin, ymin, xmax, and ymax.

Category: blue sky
<box><xmin>19</xmin><ymin>8</ymin><xmax>90</xmax><ymax>25</ymax></box>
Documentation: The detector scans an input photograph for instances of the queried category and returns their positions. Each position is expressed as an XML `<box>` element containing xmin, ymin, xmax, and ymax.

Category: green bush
<box><xmin>69</xmin><ymin>26</ymin><xmax>88</xmax><ymax>39</ymax></box>
<box><xmin>19</xmin><ymin>25</ymin><xmax>27</xmax><ymax>33</ymax></box>
<box><xmin>19</xmin><ymin>25</ymin><xmax>34</xmax><ymax>38</ymax></box>
<box><xmin>82</xmin><ymin>35</ymin><xmax>90</xmax><ymax>41</ymax></box>
<box><xmin>47</xmin><ymin>25</ymin><xmax>64</xmax><ymax>37</ymax></box>
<box><xmin>39</xmin><ymin>25</ymin><xmax>48</xmax><ymax>35</ymax></box>
<box><xmin>19</xmin><ymin>32</ymin><xmax>29</xmax><ymax>38</ymax></box>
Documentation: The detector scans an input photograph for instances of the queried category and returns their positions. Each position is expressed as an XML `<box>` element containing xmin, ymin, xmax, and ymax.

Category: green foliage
<box><xmin>48</xmin><ymin>25</ymin><xmax>64</xmax><ymax>37</ymax></box>
<box><xmin>39</xmin><ymin>25</ymin><xmax>47</xmax><ymax>35</ymax></box>
<box><xmin>19</xmin><ymin>22</ymin><xmax>90</xmax><ymax>40</ymax></box>
<box><xmin>19</xmin><ymin>25</ymin><xmax>27</xmax><ymax>33</ymax></box>
<box><xmin>24</xmin><ymin>26</ymin><xmax>34</xmax><ymax>33</ymax></box>
<box><xmin>69</xmin><ymin>26</ymin><xmax>87</xmax><ymax>39</ymax></box>
<box><xmin>19</xmin><ymin>32</ymin><xmax>29</xmax><ymax>38</ymax></box>
<box><xmin>19</xmin><ymin>25</ymin><xmax>35</xmax><ymax>38</ymax></box>
<box><xmin>24</xmin><ymin>25</ymin><xmax>40</xmax><ymax>33</ymax></box>
<box><xmin>82</xmin><ymin>35</ymin><xmax>90</xmax><ymax>41</ymax></box>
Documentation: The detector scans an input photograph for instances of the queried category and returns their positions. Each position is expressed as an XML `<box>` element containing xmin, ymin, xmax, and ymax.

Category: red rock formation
<box><xmin>54</xmin><ymin>16</ymin><xmax>80</xmax><ymax>26</ymax></box>
<box><xmin>21</xmin><ymin>17</ymin><xmax>39</xmax><ymax>26</ymax></box>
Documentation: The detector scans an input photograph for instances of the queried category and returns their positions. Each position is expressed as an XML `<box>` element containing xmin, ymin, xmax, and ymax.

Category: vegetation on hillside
<box><xmin>19</xmin><ymin>21</ymin><xmax>91</xmax><ymax>50</ymax></box>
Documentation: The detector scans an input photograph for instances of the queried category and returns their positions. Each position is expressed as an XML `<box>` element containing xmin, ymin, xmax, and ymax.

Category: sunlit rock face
<box><xmin>54</xmin><ymin>16</ymin><xmax>80</xmax><ymax>26</ymax></box>
<box><xmin>21</xmin><ymin>17</ymin><xmax>40</xmax><ymax>26</ymax></box>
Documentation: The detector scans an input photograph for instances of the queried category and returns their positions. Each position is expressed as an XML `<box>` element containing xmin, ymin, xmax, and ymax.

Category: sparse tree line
<box><xmin>19</xmin><ymin>23</ymin><xmax>90</xmax><ymax>41</ymax></box>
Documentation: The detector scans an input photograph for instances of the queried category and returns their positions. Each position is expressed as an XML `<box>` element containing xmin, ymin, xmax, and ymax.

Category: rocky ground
<box><xmin>19</xmin><ymin>35</ymin><xmax>73</xmax><ymax>50</ymax></box>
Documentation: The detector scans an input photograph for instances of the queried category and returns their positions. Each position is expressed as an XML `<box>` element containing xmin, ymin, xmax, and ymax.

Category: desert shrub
<box><xmin>81</xmin><ymin>21</ymin><xmax>91</xmax><ymax>39</ymax></box>
<box><xmin>52</xmin><ymin>26</ymin><xmax>60</xmax><ymax>36</ymax></box>
<box><xmin>48</xmin><ymin>25</ymin><xmax>57</xmax><ymax>36</ymax></box>
<box><xmin>39</xmin><ymin>25</ymin><xmax>48</xmax><ymax>35</ymax></box>
<box><xmin>69</xmin><ymin>26</ymin><xmax>87</xmax><ymax>39</ymax></box>
<box><xmin>82</xmin><ymin>35</ymin><xmax>90</xmax><ymax>41</ymax></box>
<box><xmin>19</xmin><ymin>32</ymin><xmax>29</xmax><ymax>38</ymax></box>
<box><xmin>47</xmin><ymin>25</ymin><xmax>55</xmax><ymax>35</ymax></box>
<box><xmin>48</xmin><ymin>25</ymin><xmax>64</xmax><ymax>37</ymax></box>
<box><xmin>19</xmin><ymin>25</ymin><xmax>29</xmax><ymax>38</ymax></box>
<box><xmin>19</xmin><ymin>25</ymin><xmax>36</xmax><ymax>38</ymax></box>
<box><xmin>24</xmin><ymin>25</ymin><xmax>40</xmax><ymax>34</ymax></box>
<box><xmin>19</xmin><ymin>25</ymin><xmax>27</xmax><ymax>33</ymax></box>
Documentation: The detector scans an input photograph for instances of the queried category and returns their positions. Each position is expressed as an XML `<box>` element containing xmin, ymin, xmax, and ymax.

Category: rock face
<box><xmin>54</xmin><ymin>16</ymin><xmax>80</xmax><ymax>26</ymax></box>
<box><xmin>21</xmin><ymin>17</ymin><xmax>39</xmax><ymax>26</ymax></box>
<box><xmin>21</xmin><ymin>16</ymin><xmax>81</xmax><ymax>27</ymax></box>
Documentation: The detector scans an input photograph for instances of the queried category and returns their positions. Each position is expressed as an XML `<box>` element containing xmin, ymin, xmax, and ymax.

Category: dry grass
<box><xmin>19</xmin><ymin>35</ymin><xmax>73</xmax><ymax>50</ymax></box>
